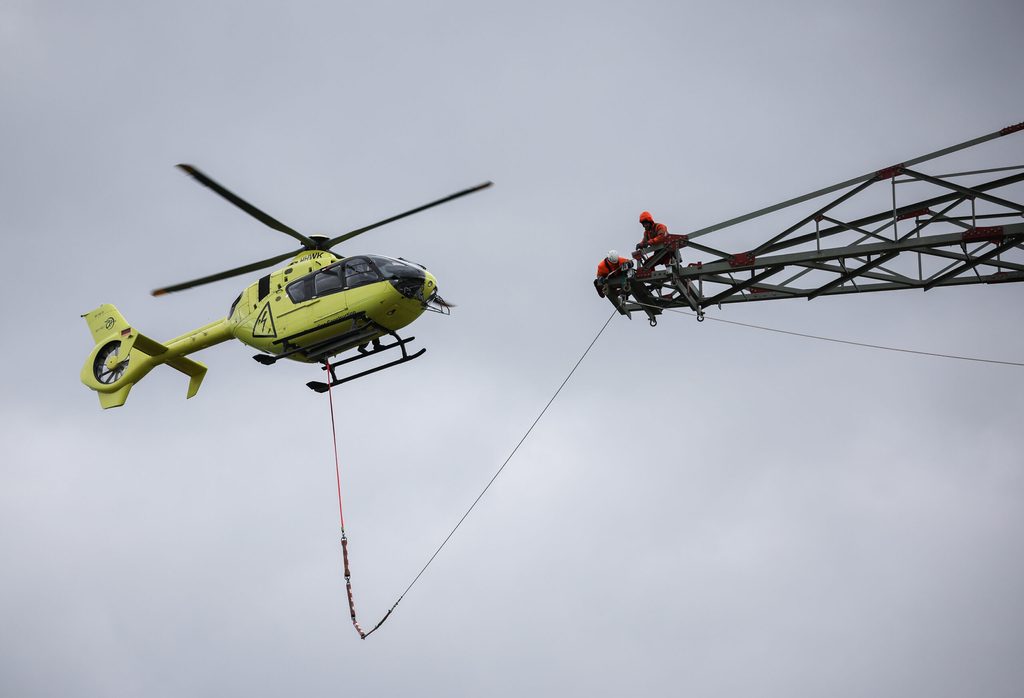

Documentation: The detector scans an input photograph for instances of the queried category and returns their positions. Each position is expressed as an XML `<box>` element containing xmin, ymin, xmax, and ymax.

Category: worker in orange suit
<box><xmin>636</xmin><ymin>211</ymin><xmax>669</xmax><ymax>249</ymax></box>
<box><xmin>596</xmin><ymin>250</ymin><xmax>630</xmax><ymax>278</ymax></box>
<box><xmin>594</xmin><ymin>250</ymin><xmax>631</xmax><ymax>299</ymax></box>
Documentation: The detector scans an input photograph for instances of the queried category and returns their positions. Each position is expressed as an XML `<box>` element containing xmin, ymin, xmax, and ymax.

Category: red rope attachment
<box><xmin>325</xmin><ymin>359</ymin><xmax>365</xmax><ymax>639</ymax></box>
<box><xmin>341</xmin><ymin>532</ymin><xmax>367</xmax><ymax>638</ymax></box>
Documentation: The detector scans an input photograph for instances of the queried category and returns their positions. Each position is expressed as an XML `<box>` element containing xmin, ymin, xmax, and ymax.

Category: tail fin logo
<box><xmin>253</xmin><ymin>303</ymin><xmax>277</xmax><ymax>338</ymax></box>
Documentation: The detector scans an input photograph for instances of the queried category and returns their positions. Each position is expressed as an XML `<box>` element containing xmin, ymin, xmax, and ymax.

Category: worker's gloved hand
<box><xmin>635</xmin><ymin>243</ymin><xmax>643</xmax><ymax>251</ymax></box>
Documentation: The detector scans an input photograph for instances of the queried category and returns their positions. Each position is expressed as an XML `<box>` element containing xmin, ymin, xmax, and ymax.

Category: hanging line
<box><xmin>634</xmin><ymin>302</ymin><xmax>1024</xmax><ymax>368</ymax></box>
<box><xmin>325</xmin><ymin>358</ymin><xmax>373</xmax><ymax>639</ymax></box>
<box><xmin>325</xmin><ymin>311</ymin><xmax>617</xmax><ymax>639</ymax></box>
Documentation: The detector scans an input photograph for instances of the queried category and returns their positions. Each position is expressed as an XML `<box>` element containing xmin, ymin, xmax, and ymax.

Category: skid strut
<box><xmin>307</xmin><ymin>332</ymin><xmax>426</xmax><ymax>393</ymax></box>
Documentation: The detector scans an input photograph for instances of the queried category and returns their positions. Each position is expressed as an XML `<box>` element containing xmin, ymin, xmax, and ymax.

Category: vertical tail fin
<box><xmin>82</xmin><ymin>304</ymin><xmax>130</xmax><ymax>343</ymax></box>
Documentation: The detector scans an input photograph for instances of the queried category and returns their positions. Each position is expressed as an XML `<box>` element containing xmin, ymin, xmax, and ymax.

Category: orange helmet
<box><xmin>639</xmin><ymin>211</ymin><xmax>654</xmax><ymax>224</ymax></box>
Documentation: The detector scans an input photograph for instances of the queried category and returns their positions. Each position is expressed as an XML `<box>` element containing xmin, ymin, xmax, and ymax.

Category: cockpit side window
<box><xmin>285</xmin><ymin>258</ymin><xmax>383</xmax><ymax>303</ymax></box>
<box><xmin>342</xmin><ymin>258</ymin><xmax>381</xmax><ymax>290</ymax></box>
<box><xmin>286</xmin><ymin>277</ymin><xmax>311</xmax><ymax>303</ymax></box>
<box><xmin>313</xmin><ymin>265</ymin><xmax>344</xmax><ymax>296</ymax></box>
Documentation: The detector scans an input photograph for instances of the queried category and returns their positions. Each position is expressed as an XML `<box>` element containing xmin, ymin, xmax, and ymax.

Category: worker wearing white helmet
<box><xmin>596</xmin><ymin>250</ymin><xmax>629</xmax><ymax>278</ymax></box>
<box><xmin>594</xmin><ymin>250</ymin><xmax>632</xmax><ymax>300</ymax></box>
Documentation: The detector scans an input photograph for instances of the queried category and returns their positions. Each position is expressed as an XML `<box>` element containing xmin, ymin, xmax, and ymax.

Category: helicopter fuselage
<box><xmin>228</xmin><ymin>251</ymin><xmax>437</xmax><ymax>361</ymax></box>
<box><xmin>79</xmin><ymin>251</ymin><xmax>439</xmax><ymax>408</ymax></box>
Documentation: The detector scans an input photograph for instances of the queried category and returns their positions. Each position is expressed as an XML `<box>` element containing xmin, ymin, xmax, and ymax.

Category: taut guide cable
<box><xmin>631</xmin><ymin>301</ymin><xmax>1024</xmax><ymax>368</ymax></box>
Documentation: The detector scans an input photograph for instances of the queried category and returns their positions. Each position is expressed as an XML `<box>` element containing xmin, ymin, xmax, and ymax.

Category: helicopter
<box><xmin>80</xmin><ymin>165</ymin><xmax>492</xmax><ymax>409</ymax></box>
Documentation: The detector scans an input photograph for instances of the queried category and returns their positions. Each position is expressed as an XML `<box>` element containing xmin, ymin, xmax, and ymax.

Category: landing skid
<box><xmin>306</xmin><ymin>333</ymin><xmax>426</xmax><ymax>393</ymax></box>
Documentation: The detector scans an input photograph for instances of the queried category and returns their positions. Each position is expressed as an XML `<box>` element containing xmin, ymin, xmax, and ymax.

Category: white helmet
<box><xmin>606</xmin><ymin>250</ymin><xmax>619</xmax><ymax>263</ymax></box>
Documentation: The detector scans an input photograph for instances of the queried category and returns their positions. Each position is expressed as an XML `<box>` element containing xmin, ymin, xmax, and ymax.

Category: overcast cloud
<box><xmin>2</xmin><ymin>1</ymin><xmax>1023</xmax><ymax>696</ymax></box>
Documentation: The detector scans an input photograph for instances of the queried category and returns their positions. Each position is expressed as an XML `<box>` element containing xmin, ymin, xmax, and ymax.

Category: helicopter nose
<box><xmin>387</xmin><ymin>265</ymin><xmax>436</xmax><ymax>302</ymax></box>
<box><xmin>387</xmin><ymin>267</ymin><xmax>423</xmax><ymax>296</ymax></box>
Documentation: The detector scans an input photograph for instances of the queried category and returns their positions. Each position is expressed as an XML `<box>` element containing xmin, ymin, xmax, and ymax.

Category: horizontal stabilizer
<box><xmin>132</xmin><ymin>334</ymin><xmax>169</xmax><ymax>357</ymax></box>
<box><xmin>166</xmin><ymin>356</ymin><xmax>208</xmax><ymax>399</ymax></box>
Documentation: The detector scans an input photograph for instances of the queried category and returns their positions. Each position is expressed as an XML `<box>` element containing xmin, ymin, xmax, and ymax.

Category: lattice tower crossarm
<box><xmin>603</xmin><ymin>122</ymin><xmax>1024</xmax><ymax>323</ymax></box>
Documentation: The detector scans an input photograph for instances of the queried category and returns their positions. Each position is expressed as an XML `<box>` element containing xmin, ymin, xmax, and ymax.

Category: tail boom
<box><xmin>80</xmin><ymin>304</ymin><xmax>230</xmax><ymax>409</ymax></box>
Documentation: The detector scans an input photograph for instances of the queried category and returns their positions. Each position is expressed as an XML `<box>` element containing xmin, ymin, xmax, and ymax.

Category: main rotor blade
<box><xmin>177</xmin><ymin>164</ymin><xmax>318</xmax><ymax>249</ymax></box>
<box><xmin>323</xmin><ymin>181</ymin><xmax>493</xmax><ymax>248</ymax></box>
<box><xmin>152</xmin><ymin>248</ymin><xmax>304</xmax><ymax>296</ymax></box>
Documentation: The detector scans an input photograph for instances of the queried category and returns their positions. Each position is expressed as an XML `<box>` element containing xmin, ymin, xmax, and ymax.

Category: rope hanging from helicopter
<box><xmin>325</xmin><ymin>358</ymin><xmax>377</xmax><ymax>639</ymax></box>
<box><xmin>324</xmin><ymin>311</ymin><xmax>617</xmax><ymax>639</ymax></box>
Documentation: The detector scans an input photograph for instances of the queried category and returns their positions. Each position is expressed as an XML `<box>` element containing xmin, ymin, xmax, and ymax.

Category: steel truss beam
<box><xmin>605</xmin><ymin>122</ymin><xmax>1024</xmax><ymax>322</ymax></box>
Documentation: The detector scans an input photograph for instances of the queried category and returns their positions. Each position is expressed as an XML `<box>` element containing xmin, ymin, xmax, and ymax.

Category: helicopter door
<box><xmin>310</xmin><ymin>265</ymin><xmax>349</xmax><ymax>324</ymax></box>
<box><xmin>327</xmin><ymin>257</ymin><xmax>382</xmax><ymax>332</ymax></box>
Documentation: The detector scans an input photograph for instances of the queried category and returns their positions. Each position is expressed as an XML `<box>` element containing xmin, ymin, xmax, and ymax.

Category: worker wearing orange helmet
<box><xmin>637</xmin><ymin>211</ymin><xmax>669</xmax><ymax>249</ymax></box>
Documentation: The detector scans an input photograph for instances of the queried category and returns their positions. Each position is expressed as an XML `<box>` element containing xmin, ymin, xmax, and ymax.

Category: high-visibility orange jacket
<box><xmin>640</xmin><ymin>222</ymin><xmax>669</xmax><ymax>247</ymax></box>
<box><xmin>596</xmin><ymin>256</ymin><xmax>630</xmax><ymax>277</ymax></box>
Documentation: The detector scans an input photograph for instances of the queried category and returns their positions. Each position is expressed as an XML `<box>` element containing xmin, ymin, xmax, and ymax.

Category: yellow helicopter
<box><xmin>80</xmin><ymin>165</ymin><xmax>492</xmax><ymax>409</ymax></box>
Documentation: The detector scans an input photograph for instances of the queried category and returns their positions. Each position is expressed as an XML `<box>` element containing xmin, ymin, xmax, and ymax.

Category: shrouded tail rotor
<box><xmin>92</xmin><ymin>340</ymin><xmax>129</xmax><ymax>384</ymax></box>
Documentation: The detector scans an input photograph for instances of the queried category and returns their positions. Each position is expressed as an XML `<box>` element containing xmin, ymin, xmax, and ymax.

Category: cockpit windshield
<box><xmin>366</xmin><ymin>255</ymin><xmax>426</xmax><ymax>280</ymax></box>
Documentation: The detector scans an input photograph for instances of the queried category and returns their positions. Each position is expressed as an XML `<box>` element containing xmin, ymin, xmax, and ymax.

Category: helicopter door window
<box><xmin>313</xmin><ymin>266</ymin><xmax>344</xmax><ymax>297</ymax></box>
<box><xmin>342</xmin><ymin>258</ymin><xmax>381</xmax><ymax>290</ymax></box>
<box><xmin>286</xmin><ymin>277</ymin><xmax>312</xmax><ymax>303</ymax></box>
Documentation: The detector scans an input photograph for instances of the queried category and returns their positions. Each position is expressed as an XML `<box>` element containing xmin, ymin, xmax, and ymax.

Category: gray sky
<box><xmin>2</xmin><ymin>1</ymin><xmax>1024</xmax><ymax>696</ymax></box>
